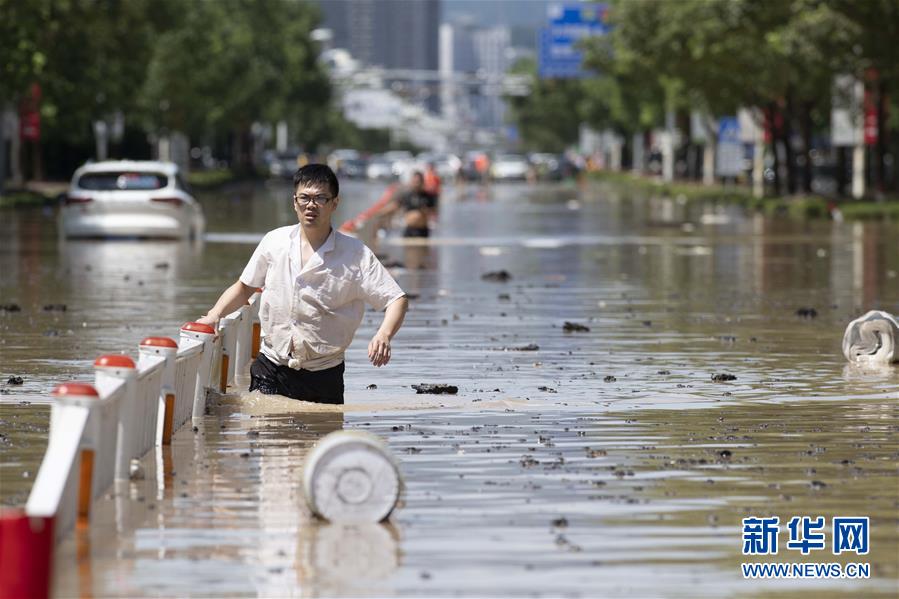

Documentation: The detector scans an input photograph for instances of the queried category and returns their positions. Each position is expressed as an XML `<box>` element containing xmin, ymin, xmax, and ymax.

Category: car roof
<box><xmin>74</xmin><ymin>160</ymin><xmax>179</xmax><ymax>178</ymax></box>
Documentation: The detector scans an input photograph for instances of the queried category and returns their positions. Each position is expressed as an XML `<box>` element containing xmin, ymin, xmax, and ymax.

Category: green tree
<box><xmin>505</xmin><ymin>57</ymin><xmax>585</xmax><ymax>152</ymax></box>
<box><xmin>142</xmin><ymin>0</ymin><xmax>331</xmax><ymax>169</ymax></box>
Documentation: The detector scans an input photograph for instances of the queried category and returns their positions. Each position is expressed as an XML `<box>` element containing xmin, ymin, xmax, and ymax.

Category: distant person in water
<box><xmin>196</xmin><ymin>164</ymin><xmax>408</xmax><ymax>405</ymax></box>
<box><xmin>378</xmin><ymin>171</ymin><xmax>436</xmax><ymax>238</ymax></box>
<box><xmin>423</xmin><ymin>162</ymin><xmax>442</xmax><ymax>201</ymax></box>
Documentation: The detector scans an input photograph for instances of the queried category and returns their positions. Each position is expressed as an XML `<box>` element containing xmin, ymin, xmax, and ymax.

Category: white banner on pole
<box><xmin>831</xmin><ymin>75</ymin><xmax>862</xmax><ymax>147</ymax></box>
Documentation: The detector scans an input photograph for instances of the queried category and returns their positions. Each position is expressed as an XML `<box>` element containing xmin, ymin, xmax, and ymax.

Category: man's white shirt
<box><xmin>240</xmin><ymin>225</ymin><xmax>405</xmax><ymax>371</ymax></box>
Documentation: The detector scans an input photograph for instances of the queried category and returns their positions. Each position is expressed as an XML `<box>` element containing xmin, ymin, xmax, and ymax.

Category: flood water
<box><xmin>1</xmin><ymin>179</ymin><xmax>898</xmax><ymax>597</ymax></box>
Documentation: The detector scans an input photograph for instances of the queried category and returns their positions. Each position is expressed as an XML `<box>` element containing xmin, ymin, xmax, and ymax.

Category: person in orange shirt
<box><xmin>423</xmin><ymin>162</ymin><xmax>441</xmax><ymax>199</ymax></box>
<box><xmin>473</xmin><ymin>153</ymin><xmax>490</xmax><ymax>184</ymax></box>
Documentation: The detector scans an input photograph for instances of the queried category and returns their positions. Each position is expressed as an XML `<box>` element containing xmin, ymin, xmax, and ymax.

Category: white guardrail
<box><xmin>0</xmin><ymin>293</ymin><xmax>262</xmax><ymax>598</ymax></box>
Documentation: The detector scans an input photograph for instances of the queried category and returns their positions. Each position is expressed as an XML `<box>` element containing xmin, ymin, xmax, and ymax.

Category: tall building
<box><xmin>318</xmin><ymin>0</ymin><xmax>440</xmax><ymax>71</ymax></box>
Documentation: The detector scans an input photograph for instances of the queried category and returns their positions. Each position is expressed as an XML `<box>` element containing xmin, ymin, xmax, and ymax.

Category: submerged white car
<box><xmin>491</xmin><ymin>154</ymin><xmax>530</xmax><ymax>181</ymax></box>
<box><xmin>60</xmin><ymin>161</ymin><xmax>205</xmax><ymax>240</ymax></box>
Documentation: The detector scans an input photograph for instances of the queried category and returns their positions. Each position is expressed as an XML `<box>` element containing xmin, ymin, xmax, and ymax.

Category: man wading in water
<box><xmin>378</xmin><ymin>170</ymin><xmax>437</xmax><ymax>238</ymax></box>
<box><xmin>197</xmin><ymin>164</ymin><xmax>408</xmax><ymax>404</ymax></box>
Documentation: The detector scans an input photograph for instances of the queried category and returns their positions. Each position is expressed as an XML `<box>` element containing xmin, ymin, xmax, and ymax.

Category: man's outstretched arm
<box><xmin>368</xmin><ymin>296</ymin><xmax>408</xmax><ymax>367</ymax></box>
<box><xmin>197</xmin><ymin>281</ymin><xmax>257</xmax><ymax>327</ymax></box>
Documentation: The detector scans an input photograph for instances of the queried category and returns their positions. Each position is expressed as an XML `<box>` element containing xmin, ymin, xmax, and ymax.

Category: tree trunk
<box><xmin>31</xmin><ymin>139</ymin><xmax>43</xmax><ymax>182</ymax></box>
<box><xmin>0</xmin><ymin>108</ymin><xmax>7</xmax><ymax>196</ymax></box>
<box><xmin>767</xmin><ymin>104</ymin><xmax>781</xmax><ymax>195</ymax></box>
<box><xmin>783</xmin><ymin>92</ymin><xmax>796</xmax><ymax>195</ymax></box>
<box><xmin>800</xmin><ymin>101</ymin><xmax>813</xmax><ymax>194</ymax></box>
<box><xmin>702</xmin><ymin>115</ymin><xmax>717</xmax><ymax>186</ymax></box>
<box><xmin>874</xmin><ymin>78</ymin><xmax>887</xmax><ymax>196</ymax></box>
<box><xmin>836</xmin><ymin>146</ymin><xmax>847</xmax><ymax>197</ymax></box>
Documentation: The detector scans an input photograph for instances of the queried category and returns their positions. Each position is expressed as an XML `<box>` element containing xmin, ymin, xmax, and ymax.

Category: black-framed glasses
<box><xmin>293</xmin><ymin>193</ymin><xmax>333</xmax><ymax>207</ymax></box>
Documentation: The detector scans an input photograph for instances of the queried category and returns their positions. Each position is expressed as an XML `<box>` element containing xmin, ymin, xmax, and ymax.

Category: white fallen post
<box><xmin>303</xmin><ymin>431</ymin><xmax>402</xmax><ymax>524</ymax></box>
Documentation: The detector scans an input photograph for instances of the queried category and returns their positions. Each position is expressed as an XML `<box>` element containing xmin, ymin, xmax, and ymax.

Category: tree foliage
<box><xmin>506</xmin><ymin>0</ymin><xmax>897</xmax><ymax>193</ymax></box>
<box><xmin>0</xmin><ymin>0</ymin><xmax>345</xmax><ymax>175</ymax></box>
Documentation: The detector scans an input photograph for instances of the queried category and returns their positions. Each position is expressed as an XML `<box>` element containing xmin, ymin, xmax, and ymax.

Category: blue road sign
<box><xmin>539</xmin><ymin>3</ymin><xmax>610</xmax><ymax>79</ymax></box>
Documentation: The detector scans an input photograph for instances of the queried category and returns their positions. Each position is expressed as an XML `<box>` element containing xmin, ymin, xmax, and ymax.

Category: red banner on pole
<box><xmin>863</xmin><ymin>70</ymin><xmax>878</xmax><ymax>146</ymax></box>
<box><xmin>19</xmin><ymin>82</ymin><xmax>42</xmax><ymax>142</ymax></box>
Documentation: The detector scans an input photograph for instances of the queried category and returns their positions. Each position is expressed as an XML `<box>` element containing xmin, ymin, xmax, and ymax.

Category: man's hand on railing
<box><xmin>196</xmin><ymin>314</ymin><xmax>219</xmax><ymax>329</ymax></box>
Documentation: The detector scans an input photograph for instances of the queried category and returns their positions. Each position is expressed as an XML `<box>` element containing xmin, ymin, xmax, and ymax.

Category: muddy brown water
<box><xmin>1</xmin><ymin>180</ymin><xmax>897</xmax><ymax>597</ymax></box>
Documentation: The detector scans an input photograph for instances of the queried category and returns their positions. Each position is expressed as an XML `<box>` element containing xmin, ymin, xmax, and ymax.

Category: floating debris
<box><xmin>562</xmin><ymin>321</ymin><xmax>590</xmax><ymax>333</ymax></box>
<box><xmin>6</xmin><ymin>376</ymin><xmax>24</xmax><ymax>385</ymax></box>
<box><xmin>537</xmin><ymin>386</ymin><xmax>557</xmax><ymax>393</ymax></box>
<box><xmin>42</xmin><ymin>304</ymin><xmax>67</xmax><ymax>312</ymax></box>
<box><xmin>603</xmin><ymin>375</ymin><xmax>616</xmax><ymax>383</ymax></box>
<box><xmin>498</xmin><ymin>293</ymin><xmax>511</xmax><ymax>301</ymax></box>
<box><xmin>711</xmin><ymin>373</ymin><xmax>737</xmax><ymax>382</ymax></box>
<box><xmin>366</xmin><ymin>383</ymin><xmax>378</xmax><ymax>390</ymax></box>
<box><xmin>0</xmin><ymin>304</ymin><xmax>21</xmax><ymax>313</ymax></box>
<box><xmin>796</xmin><ymin>307</ymin><xmax>818</xmax><ymax>319</ymax></box>
<box><xmin>506</xmin><ymin>343</ymin><xmax>539</xmax><ymax>352</ymax></box>
<box><xmin>718</xmin><ymin>450</ymin><xmax>732</xmax><ymax>459</ymax></box>
<box><xmin>481</xmin><ymin>270</ymin><xmax>512</xmax><ymax>282</ymax></box>
<box><xmin>412</xmin><ymin>384</ymin><xmax>458</xmax><ymax>395</ymax></box>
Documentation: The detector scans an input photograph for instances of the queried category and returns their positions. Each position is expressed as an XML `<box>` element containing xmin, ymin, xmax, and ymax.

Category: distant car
<box><xmin>265</xmin><ymin>150</ymin><xmax>300</xmax><ymax>179</ymax></box>
<box><xmin>366</xmin><ymin>156</ymin><xmax>395</xmax><ymax>180</ymax></box>
<box><xmin>416</xmin><ymin>152</ymin><xmax>461</xmax><ymax>180</ymax></box>
<box><xmin>528</xmin><ymin>153</ymin><xmax>563</xmax><ymax>181</ymax></box>
<box><xmin>338</xmin><ymin>157</ymin><xmax>368</xmax><ymax>179</ymax></box>
<box><xmin>491</xmin><ymin>154</ymin><xmax>530</xmax><ymax>181</ymax></box>
<box><xmin>327</xmin><ymin>149</ymin><xmax>360</xmax><ymax>173</ymax></box>
<box><xmin>60</xmin><ymin>161</ymin><xmax>205</xmax><ymax>240</ymax></box>
<box><xmin>381</xmin><ymin>150</ymin><xmax>415</xmax><ymax>179</ymax></box>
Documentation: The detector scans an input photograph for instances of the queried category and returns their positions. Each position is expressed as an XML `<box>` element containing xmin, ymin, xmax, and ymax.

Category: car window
<box><xmin>78</xmin><ymin>172</ymin><xmax>168</xmax><ymax>191</ymax></box>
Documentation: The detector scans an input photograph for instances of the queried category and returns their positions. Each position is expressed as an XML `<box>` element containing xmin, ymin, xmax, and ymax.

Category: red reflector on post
<box><xmin>181</xmin><ymin>322</ymin><xmax>215</xmax><ymax>334</ymax></box>
<box><xmin>93</xmin><ymin>355</ymin><xmax>136</xmax><ymax>369</ymax></box>
<box><xmin>52</xmin><ymin>382</ymin><xmax>100</xmax><ymax>398</ymax></box>
<box><xmin>140</xmin><ymin>336</ymin><xmax>178</xmax><ymax>348</ymax></box>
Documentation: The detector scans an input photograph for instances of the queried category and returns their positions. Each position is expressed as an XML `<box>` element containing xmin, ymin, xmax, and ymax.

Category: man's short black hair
<box><xmin>293</xmin><ymin>163</ymin><xmax>339</xmax><ymax>198</ymax></box>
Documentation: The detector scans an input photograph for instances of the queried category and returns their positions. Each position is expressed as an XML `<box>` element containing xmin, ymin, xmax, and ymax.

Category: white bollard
<box><xmin>26</xmin><ymin>383</ymin><xmax>98</xmax><ymax>537</ymax></box>
<box><xmin>303</xmin><ymin>431</ymin><xmax>401</xmax><ymax>524</ymax></box>
<box><xmin>179</xmin><ymin>322</ymin><xmax>217</xmax><ymax>421</ymax></box>
<box><xmin>93</xmin><ymin>355</ymin><xmax>137</xmax><ymax>481</ymax></box>
<box><xmin>138</xmin><ymin>337</ymin><xmax>179</xmax><ymax>446</ymax></box>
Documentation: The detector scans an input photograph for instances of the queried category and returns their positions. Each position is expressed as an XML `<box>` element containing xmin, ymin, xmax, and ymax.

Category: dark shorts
<box><xmin>403</xmin><ymin>226</ymin><xmax>430</xmax><ymax>238</ymax></box>
<box><xmin>249</xmin><ymin>354</ymin><xmax>344</xmax><ymax>404</ymax></box>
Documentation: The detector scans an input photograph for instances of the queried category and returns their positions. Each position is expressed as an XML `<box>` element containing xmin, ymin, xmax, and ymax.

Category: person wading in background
<box><xmin>378</xmin><ymin>170</ymin><xmax>437</xmax><ymax>238</ymax></box>
<box><xmin>197</xmin><ymin>164</ymin><xmax>408</xmax><ymax>405</ymax></box>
